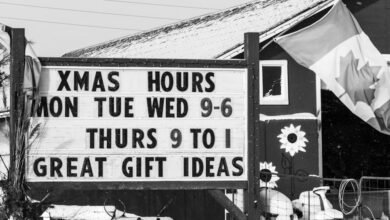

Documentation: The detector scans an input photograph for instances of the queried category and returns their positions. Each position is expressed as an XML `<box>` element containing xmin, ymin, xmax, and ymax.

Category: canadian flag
<box><xmin>275</xmin><ymin>0</ymin><xmax>390</xmax><ymax>135</ymax></box>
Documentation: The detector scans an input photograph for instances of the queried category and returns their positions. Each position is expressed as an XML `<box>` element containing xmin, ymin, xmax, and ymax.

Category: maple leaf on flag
<box><xmin>336</xmin><ymin>51</ymin><xmax>382</xmax><ymax>105</ymax></box>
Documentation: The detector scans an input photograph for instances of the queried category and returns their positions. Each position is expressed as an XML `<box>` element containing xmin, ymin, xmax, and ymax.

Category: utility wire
<box><xmin>0</xmin><ymin>1</ymin><xmax>180</xmax><ymax>21</ymax></box>
<box><xmin>0</xmin><ymin>16</ymin><xmax>141</xmax><ymax>31</ymax></box>
<box><xmin>105</xmin><ymin>0</ymin><xmax>218</xmax><ymax>10</ymax></box>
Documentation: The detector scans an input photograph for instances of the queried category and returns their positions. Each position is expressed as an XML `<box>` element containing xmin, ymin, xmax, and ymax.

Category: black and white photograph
<box><xmin>0</xmin><ymin>0</ymin><xmax>389</xmax><ymax>219</ymax></box>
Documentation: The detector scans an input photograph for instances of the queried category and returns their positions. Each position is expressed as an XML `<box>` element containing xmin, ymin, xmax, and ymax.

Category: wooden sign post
<box><xmin>7</xmin><ymin>27</ymin><xmax>26</xmax><ymax>219</ymax></box>
<box><xmin>244</xmin><ymin>32</ymin><xmax>261</xmax><ymax>220</ymax></box>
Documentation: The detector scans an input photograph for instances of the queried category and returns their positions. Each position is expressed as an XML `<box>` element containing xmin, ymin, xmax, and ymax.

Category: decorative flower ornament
<box><xmin>259</xmin><ymin>162</ymin><xmax>280</xmax><ymax>188</ymax></box>
<box><xmin>277</xmin><ymin>124</ymin><xmax>308</xmax><ymax>156</ymax></box>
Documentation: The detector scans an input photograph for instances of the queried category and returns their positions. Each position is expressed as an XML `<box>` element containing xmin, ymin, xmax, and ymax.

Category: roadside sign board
<box><xmin>26</xmin><ymin>58</ymin><xmax>251</xmax><ymax>189</ymax></box>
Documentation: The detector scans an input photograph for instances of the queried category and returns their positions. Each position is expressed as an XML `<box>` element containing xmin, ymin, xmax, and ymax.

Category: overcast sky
<box><xmin>0</xmin><ymin>0</ymin><xmax>250</xmax><ymax>57</ymax></box>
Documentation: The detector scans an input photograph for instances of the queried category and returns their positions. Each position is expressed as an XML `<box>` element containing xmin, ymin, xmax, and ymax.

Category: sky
<box><xmin>0</xmin><ymin>0</ymin><xmax>250</xmax><ymax>57</ymax></box>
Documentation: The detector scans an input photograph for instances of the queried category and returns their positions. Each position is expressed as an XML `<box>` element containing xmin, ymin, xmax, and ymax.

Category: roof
<box><xmin>63</xmin><ymin>0</ymin><xmax>333</xmax><ymax>59</ymax></box>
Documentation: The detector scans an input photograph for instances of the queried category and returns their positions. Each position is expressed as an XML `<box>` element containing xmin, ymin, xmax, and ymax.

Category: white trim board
<box><xmin>259</xmin><ymin>113</ymin><xmax>317</xmax><ymax>121</ymax></box>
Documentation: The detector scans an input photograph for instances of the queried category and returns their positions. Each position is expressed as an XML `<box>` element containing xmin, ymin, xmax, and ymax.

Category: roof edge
<box><xmin>216</xmin><ymin>0</ymin><xmax>335</xmax><ymax>59</ymax></box>
<box><xmin>62</xmin><ymin>0</ymin><xmax>262</xmax><ymax>58</ymax></box>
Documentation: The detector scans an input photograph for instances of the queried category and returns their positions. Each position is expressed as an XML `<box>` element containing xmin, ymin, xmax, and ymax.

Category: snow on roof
<box><xmin>63</xmin><ymin>0</ymin><xmax>330</xmax><ymax>59</ymax></box>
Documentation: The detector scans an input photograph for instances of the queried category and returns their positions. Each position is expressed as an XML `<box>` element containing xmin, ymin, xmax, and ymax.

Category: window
<box><xmin>259</xmin><ymin>60</ymin><xmax>288</xmax><ymax>105</ymax></box>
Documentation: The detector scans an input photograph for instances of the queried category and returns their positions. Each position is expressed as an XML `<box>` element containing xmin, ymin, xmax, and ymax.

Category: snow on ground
<box><xmin>41</xmin><ymin>205</ymin><xmax>139</xmax><ymax>220</ymax></box>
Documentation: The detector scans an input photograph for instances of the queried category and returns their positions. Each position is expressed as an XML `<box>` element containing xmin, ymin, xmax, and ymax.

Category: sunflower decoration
<box><xmin>259</xmin><ymin>162</ymin><xmax>280</xmax><ymax>188</ymax></box>
<box><xmin>277</xmin><ymin>124</ymin><xmax>308</xmax><ymax>156</ymax></box>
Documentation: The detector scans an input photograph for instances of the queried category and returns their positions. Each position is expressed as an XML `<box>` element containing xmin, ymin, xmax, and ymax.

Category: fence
<box><xmin>226</xmin><ymin>172</ymin><xmax>390</xmax><ymax>220</ymax></box>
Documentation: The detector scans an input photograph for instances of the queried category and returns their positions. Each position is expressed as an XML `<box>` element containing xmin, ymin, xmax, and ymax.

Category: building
<box><xmin>1</xmin><ymin>0</ymin><xmax>390</xmax><ymax>219</ymax></box>
<box><xmin>62</xmin><ymin>0</ymin><xmax>329</xmax><ymax>218</ymax></box>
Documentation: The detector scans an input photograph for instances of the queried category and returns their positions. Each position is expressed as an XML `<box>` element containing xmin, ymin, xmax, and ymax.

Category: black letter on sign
<box><xmin>108</xmin><ymin>71</ymin><xmax>120</xmax><ymax>91</ymax></box>
<box><xmin>177</xmin><ymin>98</ymin><xmax>188</xmax><ymax>118</ymax></box>
<box><xmin>145</xmin><ymin>157</ymin><xmax>153</xmax><ymax>177</ymax></box>
<box><xmin>147</xmin><ymin>98</ymin><xmax>164</xmax><ymax>118</ymax></box>
<box><xmin>217</xmin><ymin>157</ymin><xmax>229</xmax><ymax>176</ymax></box>
<box><xmin>33</xmin><ymin>157</ymin><xmax>46</xmax><ymax>177</ymax></box>
<box><xmin>205</xmin><ymin>72</ymin><xmax>215</xmax><ymax>92</ymax></box>
<box><xmin>92</xmin><ymin>71</ymin><xmax>105</xmax><ymax>92</ymax></box>
<box><xmin>50</xmin><ymin>96</ymin><xmax>62</xmax><ymax>117</ymax></box>
<box><xmin>155</xmin><ymin>157</ymin><xmax>166</xmax><ymax>177</ymax></box>
<box><xmin>147</xmin><ymin>128</ymin><xmax>157</xmax><ymax>149</ymax></box>
<box><xmin>183</xmin><ymin>157</ymin><xmax>189</xmax><ymax>177</ymax></box>
<box><xmin>122</xmin><ymin>157</ymin><xmax>133</xmax><ymax>177</ymax></box>
<box><xmin>124</xmin><ymin>97</ymin><xmax>134</xmax><ymax>117</ymax></box>
<box><xmin>74</xmin><ymin>71</ymin><xmax>89</xmax><ymax>91</ymax></box>
<box><xmin>232</xmin><ymin>157</ymin><xmax>243</xmax><ymax>176</ymax></box>
<box><xmin>81</xmin><ymin>157</ymin><xmax>93</xmax><ymax>177</ymax></box>
<box><xmin>148</xmin><ymin>71</ymin><xmax>160</xmax><ymax>91</ymax></box>
<box><xmin>99</xmin><ymin>128</ymin><xmax>112</xmax><ymax>149</ymax></box>
<box><xmin>136</xmin><ymin>157</ymin><xmax>142</xmax><ymax>177</ymax></box>
<box><xmin>95</xmin><ymin>157</ymin><xmax>107</xmax><ymax>177</ymax></box>
<box><xmin>50</xmin><ymin>157</ymin><xmax>63</xmax><ymax>177</ymax></box>
<box><xmin>177</xmin><ymin>72</ymin><xmax>189</xmax><ymax>92</ymax></box>
<box><xmin>133</xmin><ymin>129</ymin><xmax>145</xmax><ymax>148</ymax></box>
<box><xmin>161</xmin><ymin>72</ymin><xmax>173</xmax><ymax>91</ymax></box>
<box><xmin>35</xmin><ymin>96</ymin><xmax>48</xmax><ymax>117</ymax></box>
<box><xmin>165</xmin><ymin>97</ymin><xmax>174</xmax><ymax>118</ymax></box>
<box><xmin>109</xmin><ymin>97</ymin><xmax>121</xmax><ymax>117</ymax></box>
<box><xmin>115</xmin><ymin>129</ymin><xmax>128</xmax><ymax>148</ymax></box>
<box><xmin>86</xmin><ymin>128</ymin><xmax>98</xmax><ymax>149</ymax></box>
<box><xmin>192</xmin><ymin>157</ymin><xmax>203</xmax><ymax>177</ymax></box>
<box><xmin>65</xmin><ymin>97</ymin><xmax>78</xmax><ymax>117</ymax></box>
<box><xmin>205</xmin><ymin>157</ymin><xmax>215</xmax><ymax>177</ymax></box>
<box><xmin>57</xmin><ymin>70</ymin><xmax>71</xmax><ymax>91</ymax></box>
<box><xmin>67</xmin><ymin>157</ymin><xmax>78</xmax><ymax>177</ymax></box>
<box><xmin>203</xmin><ymin>129</ymin><xmax>215</xmax><ymax>149</ymax></box>
<box><xmin>192</xmin><ymin>72</ymin><xmax>203</xmax><ymax>92</ymax></box>
<box><xmin>225</xmin><ymin>129</ymin><xmax>231</xmax><ymax>148</ymax></box>
<box><xmin>190</xmin><ymin>129</ymin><xmax>201</xmax><ymax>148</ymax></box>
<box><xmin>94</xmin><ymin>97</ymin><xmax>106</xmax><ymax>117</ymax></box>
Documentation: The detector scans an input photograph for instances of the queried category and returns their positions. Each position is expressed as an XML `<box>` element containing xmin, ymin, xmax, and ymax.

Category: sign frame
<box><xmin>23</xmin><ymin>56</ymin><xmax>255</xmax><ymax>190</ymax></box>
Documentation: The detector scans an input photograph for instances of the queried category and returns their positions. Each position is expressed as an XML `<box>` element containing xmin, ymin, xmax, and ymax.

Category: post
<box><xmin>8</xmin><ymin>28</ymin><xmax>25</xmax><ymax>179</ymax></box>
<box><xmin>7</xmin><ymin>27</ymin><xmax>26</xmax><ymax>219</ymax></box>
<box><xmin>208</xmin><ymin>190</ymin><xmax>246</xmax><ymax>220</ymax></box>
<box><xmin>244</xmin><ymin>32</ymin><xmax>260</xmax><ymax>220</ymax></box>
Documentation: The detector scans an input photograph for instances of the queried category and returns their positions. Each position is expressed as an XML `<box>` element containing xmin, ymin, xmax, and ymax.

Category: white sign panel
<box><xmin>27</xmin><ymin>66</ymin><xmax>248</xmax><ymax>182</ymax></box>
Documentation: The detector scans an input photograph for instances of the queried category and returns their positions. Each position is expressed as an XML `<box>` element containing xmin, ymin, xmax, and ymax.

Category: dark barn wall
<box><xmin>261</xmin><ymin>119</ymin><xmax>320</xmax><ymax>198</ymax></box>
<box><xmin>256</xmin><ymin>41</ymin><xmax>320</xmax><ymax>199</ymax></box>
<box><xmin>322</xmin><ymin>90</ymin><xmax>390</xmax><ymax>178</ymax></box>
<box><xmin>322</xmin><ymin>0</ymin><xmax>390</xmax><ymax>178</ymax></box>
<box><xmin>346</xmin><ymin>0</ymin><xmax>390</xmax><ymax>53</ymax></box>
